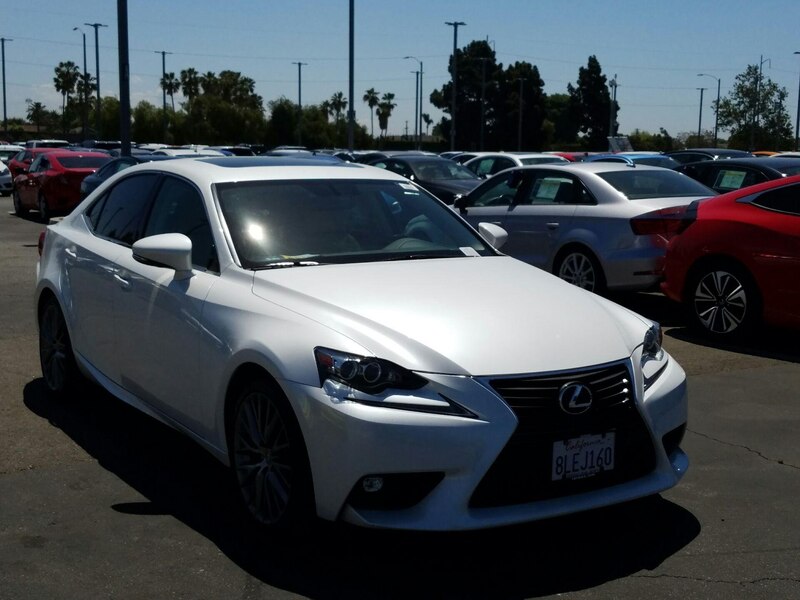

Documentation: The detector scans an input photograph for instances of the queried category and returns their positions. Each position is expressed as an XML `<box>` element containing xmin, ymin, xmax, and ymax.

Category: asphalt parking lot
<box><xmin>1</xmin><ymin>195</ymin><xmax>798</xmax><ymax>600</ymax></box>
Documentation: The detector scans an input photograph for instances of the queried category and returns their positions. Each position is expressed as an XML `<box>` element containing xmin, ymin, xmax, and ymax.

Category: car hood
<box><xmin>252</xmin><ymin>256</ymin><xmax>649</xmax><ymax>376</ymax></box>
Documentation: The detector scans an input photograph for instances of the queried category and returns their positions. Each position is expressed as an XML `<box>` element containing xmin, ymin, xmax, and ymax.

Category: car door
<box><xmin>112</xmin><ymin>174</ymin><xmax>220</xmax><ymax>431</ymax></box>
<box><xmin>502</xmin><ymin>170</ymin><xmax>580</xmax><ymax>268</ymax></box>
<box><xmin>456</xmin><ymin>169</ymin><xmax>529</xmax><ymax>233</ymax></box>
<box><xmin>17</xmin><ymin>155</ymin><xmax>45</xmax><ymax>208</ymax></box>
<box><xmin>63</xmin><ymin>173</ymin><xmax>160</xmax><ymax>382</ymax></box>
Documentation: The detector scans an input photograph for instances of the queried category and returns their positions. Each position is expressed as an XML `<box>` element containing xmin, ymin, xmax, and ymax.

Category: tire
<box><xmin>38</xmin><ymin>192</ymin><xmax>50</xmax><ymax>223</ymax></box>
<box><xmin>230</xmin><ymin>378</ymin><xmax>313</xmax><ymax>529</ymax></box>
<box><xmin>13</xmin><ymin>188</ymin><xmax>28</xmax><ymax>216</ymax></box>
<box><xmin>687</xmin><ymin>262</ymin><xmax>760</xmax><ymax>339</ymax></box>
<box><xmin>554</xmin><ymin>248</ymin><xmax>606</xmax><ymax>294</ymax></box>
<box><xmin>39</xmin><ymin>296</ymin><xmax>81</xmax><ymax>395</ymax></box>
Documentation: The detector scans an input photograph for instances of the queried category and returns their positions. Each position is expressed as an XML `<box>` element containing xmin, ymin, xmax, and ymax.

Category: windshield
<box><xmin>216</xmin><ymin>178</ymin><xmax>496</xmax><ymax>269</ymax></box>
<box><xmin>56</xmin><ymin>156</ymin><xmax>110</xmax><ymax>169</ymax></box>
<box><xmin>597</xmin><ymin>169</ymin><xmax>715</xmax><ymax>199</ymax></box>
<box><xmin>411</xmin><ymin>160</ymin><xmax>478</xmax><ymax>181</ymax></box>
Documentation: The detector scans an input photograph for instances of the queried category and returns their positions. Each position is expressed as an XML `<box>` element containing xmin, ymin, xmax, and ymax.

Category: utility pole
<box><xmin>411</xmin><ymin>70</ymin><xmax>419</xmax><ymax>143</ymax></box>
<box><xmin>1</xmin><ymin>38</ymin><xmax>12</xmax><ymax>136</ymax></box>
<box><xmin>405</xmin><ymin>56</ymin><xmax>423</xmax><ymax>149</ymax></box>
<box><xmin>517</xmin><ymin>78</ymin><xmax>526</xmax><ymax>151</ymax></box>
<box><xmin>479</xmin><ymin>57</ymin><xmax>488</xmax><ymax>151</ymax></box>
<box><xmin>753</xmin><ymin>55</ymin><xmax>771</xmax><ymax>150</ymax></box>
<box><xmin>85</xmin><ymin>22</ymin><xmax>108</xmax><ymax>138</ymax></box>
<box><xmin>117</xmin><ymin>0</ymin><xmax>131</xmax><ymax>156</ymax></box>
<box><xmin>697</xmin><ymin>87</ymin><xmax>706</xmax><ymax>142</ymax></box>
<box><xmin>608</xmin><ymin>74</ymin><xmax>618</xmax><ymax>139</ymax></box>
<box><xmin>73</xmin><ymin>28</ymin><xmax>88</xmax><ymax>140</ymax></box>
<box><xmin>292</xmin><ymin>61</ymin><xmax>307</xmax><ymax>146</ymax></box>
<box><xmin>698</xmin><ymin>74</ymin><xmax>720</xmax><ymax>146</ymax></box>
<box><xmin>155</xmin><ymin>50</ymin><xmax>172</xmax><ymax>142</ymax></box>
<box><xmin>347</xmin><ymin>0</ymin><xmax>355</xmax><ymax>152</ymax></box>
<box><xmin>445</xmin><ymin>21</ymin><xmax>466</xmax><ymax>151</ymax></box>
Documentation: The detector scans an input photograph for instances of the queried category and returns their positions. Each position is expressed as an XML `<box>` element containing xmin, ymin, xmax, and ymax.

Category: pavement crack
<box><xmin>688</xmin><ymin>428</ymin><xmax>800</xmax><ymax>470</ymax></box>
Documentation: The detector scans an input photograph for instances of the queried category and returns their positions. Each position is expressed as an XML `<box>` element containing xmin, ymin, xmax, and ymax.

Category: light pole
<box><xmin>445</xmin><ymin>21</ymin><xmax>465</xmax><ymax>151</ymax></box>
<box><xmin>292</xmin><ymin>61</ymin><xmax>307</xmax><ymax>145</ymax></box>
<box><xmin>155</xmin><ymin>50</ymin><xmax>172</xmax><ymax>142</ymax></box>
<box><xmin>478</xmin><ymin>57</ymin><xmax>488</xmax><ymax>150</ymax></box>
<box><xmin>697</xmin><ymin>73</ymin><xmax>720</xmax><ymax>147</ymax></box>
<box><xmin>85</xmin><ymin>22</ymin><xmax>108</xmax><ymax>138</ymax></box>
<box><xmin>794</xmin><ymin>52</ymin><xmax>800</xmax><ymax>151</ymax></box>
<box><xmin>1</xmin><ymin>38</ymin><xmax>11</xmax><ymax>136</ymax></box>
<box><xmin>73</xmin><ymin>28</ymin><xmax>88</xmax><ymax>140</ymax></box>
<box><xmin>517</xmin><ymin>78</ymin><xmax>526</xmax><ymax>151</ymax></box>
<box><xmin>404</xmin><ymin>56</ymin><xmax>423</xmax><ymax>150</ymax></box>
<box><xmin>347</xmin><ymin>0</ymin><xmax>355</xmax><ymax>151</ymax></box>
<box><xmin>696</xmin><ymin>87</ymin><xmax>706</xmax><ymax>142</ymax></box>
<box><xmin>410</xmin><ymin>70</ymin><xmax>419</xmax><ymax>143</ymax></box>
<box><xmin>752</xmin><ymin>55</ymin><xmax>771</xmax><ymax>149</ymax></box>
<box><xmin>608</xmin><ymin>74</ymin><xmax>618</xmax><ymax>139</ymax></box>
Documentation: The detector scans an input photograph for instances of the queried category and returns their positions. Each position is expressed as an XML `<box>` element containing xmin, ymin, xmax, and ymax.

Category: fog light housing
<box><xmin>347</xmin><ymin>472</ymin><xmax>445</xmax><ymax>510</ymax></box>
<box><xmin>362</xmin><ymin>476</ymin><xmax>384</xmax><ymax>493</ymax></box>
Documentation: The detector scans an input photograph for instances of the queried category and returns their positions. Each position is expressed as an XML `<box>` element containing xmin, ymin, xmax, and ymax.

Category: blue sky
<box><xmin>3</xmin><ymin>0</ymin><xmax>800</xmax><ymax>143</ymax></box>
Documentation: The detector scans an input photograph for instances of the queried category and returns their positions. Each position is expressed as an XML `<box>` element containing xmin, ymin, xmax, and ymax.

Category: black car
<box><xmin>675</xmin><ymin>157</ymin><xmax>800</xmax><ymax>193</ymax></box>
<box><xmin>666</xmin><ymin>148</ymin><xmax>753</xmax><ymax>165</ymax></box>
<box><xmin>365</xmin><ymin>154</ymin><xmax>481</xmax><ymax>204</ymax></box>
<box><xmin>79</xmin><ymin>155</ymin><xmax>176</xmax><ymax>199</ymax></box>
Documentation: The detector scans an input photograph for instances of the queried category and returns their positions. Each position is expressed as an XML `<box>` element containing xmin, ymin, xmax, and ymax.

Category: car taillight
<box><xmin>630</xmin><ymin>201</ymin><xmax>700</xmax><ymax>237</ymax></box>
<box><xmin>38</xmin><ymin>230</ymin><xmax>47</xmax><ymax>257</ymax></box>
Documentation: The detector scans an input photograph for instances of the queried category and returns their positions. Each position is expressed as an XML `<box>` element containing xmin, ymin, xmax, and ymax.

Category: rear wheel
<box><xmin>554</xmin><ymin>249</ymin><xmax>605</xmax><ymax>294</ymax></box>
<box><xmin>13</xmin><ymin>188</ymin><xmax>28</xmax><ymax>216</ymax></box>
<box><xmin>230</xmin><ymin>378</ymin><xmax>313</xmax><ymax>529</ymax></box>
<box><xmin>687</xmin><ymin>262</ymin><xmax>760</xmax><ymax>339</ymax></box>
<box><xmin>38</xmin><ymin>192</ymin><xmax>50</xmax><ymax>222</ymax></box>
<box><xmin>39</xmin><ymin>296</ymin><xmax>80</xmax><ymax>394</ymax></box>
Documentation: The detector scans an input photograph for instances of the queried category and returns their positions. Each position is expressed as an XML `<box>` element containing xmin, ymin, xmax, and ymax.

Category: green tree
<box><xmin>716</xmin><ymin>64</ymin><xmax>793</xmax><ymax>150</ymax></box>
<box><xmin>421</xmin><ymin>112</ymin><xmax>433</xmax><ymax>135</ymax></box>
<box><xmin>493</xmin><ymin>61</ymin><xmax>547</xmax><ymax>151</ymax></box>
<box><xmin>627</xmin><ymin>128</ymin><xmax>676</xmax><ymax>152</ymax></box>
<box><xmin>362</xmin><ymin>87</ymin><xmax>380</xmax><ymax>137</ymax></box>
<box><xmin>131</xmin><ymin>100</ymin><xmax>164</xmax><ymax>142</ymax></box>
<box><xmin>160</xmin><ymin>72</ymin><xmax>180</xmax><ymax>112</ymax></box>
<box><xmin>568</xmin><ymin>56</ymin><xmax>615</xmax><ymax>150</ymax></box>
<box><xmin>328</xmin><ymin>92</ymin><xmax>348</xmax><ymax>123</ymax></box>
<box><xmin>545</xmin><ymin>93</ymin><xmax>579</xmax><ymax>147</ymax></box>
<box><xmin>179</xmin><ymin>68</ymin><xmax>200</xmax><ymax>103</ymax></box>
<box><xmin>53</xmin><ymin>61</ymin><xmax>81</xmax><ymax>132</ymax></box>
<box><xmin>377</xmin><ymin>92</ymin><xmax>396</xmax><ymax>139</ymax></box>
<box><xmin>26</xmin><ymin>100</ymin><xmax>48</xmax><ymax>133</ymax></box>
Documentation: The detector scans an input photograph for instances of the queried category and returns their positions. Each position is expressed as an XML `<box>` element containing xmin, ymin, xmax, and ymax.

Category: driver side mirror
<box><xmin>454</xmin><ymin>194</ymin><xmax>468</xmax><ymax>213</ymax></box>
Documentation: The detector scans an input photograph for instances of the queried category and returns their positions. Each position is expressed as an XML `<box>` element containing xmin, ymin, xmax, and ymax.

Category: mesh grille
<box><xmin>470</xmin><ymin>362</ymin><xmax>656</xmax><ymax>508</ymax></box>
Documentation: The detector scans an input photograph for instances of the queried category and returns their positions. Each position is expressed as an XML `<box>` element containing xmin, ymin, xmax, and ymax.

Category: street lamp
<box><xmin>85</xmin><ymin>22</ymin><xmax>108</xmax><ymax>138</ymax></box>
<box><xmin>410</xmin><ymin>70</ymin><xmax>419</xmax><ymax>143</ymax></box>
<box><xmin>155</xmin><ymin>50</ymin><xmax>172</xmax><ymax>142</ymax></box>
<box><xmin>478</xmin><ymin>57</ymin><xmax>488</xmax><ymax>150</ymax></box>
<box><xmin>292</xmin><ymin>61</ymin><xmax>307</xmax><ymax>145</ymax></box>
<box><xmin>696</xmin><ymin>87</ymin><xmax>707</xmax><ymax>142</ymax></box>
<box><xmin>608</xmin><ymin>74</ymin><xmax>619</xmax><ymax>139</ymax></box>
<box><xmin>697</xmin><ymin>73</ymin><xmax>720</xmax><ymax>147</ymax></box>
<box><xmin>404</xmin><ymin>56</ymin><xmax>423</xmax><ymax>150</ymax></box>
<box><xmin>1</xmin><ymin>37</ymin><xmax>12</xmax><ymax>136</ymax></box>
<box><xmin>794</xmin><ymin>52</ymin><xmax>800</xmax><ymax>151</ymax></box>
<box><xmin>73</xmin><ymin>28</ymin><xmax>88</xmax><ymax>140</ymax></box>
<box><xmin>445</xmin><ymin>21</ymin><xmax>466</xmax><ymax>151</ymax></box>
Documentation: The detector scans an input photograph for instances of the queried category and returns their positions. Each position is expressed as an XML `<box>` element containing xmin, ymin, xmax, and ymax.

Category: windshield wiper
<box><xmin>255</xmin><ymin>260</ymin><xmax>324</xmax><ymax>270</ymax></box>
<box><xmin>383</xmin><ymin>253</ymin><xmax>459</xmax><ymax>261</ymax></box>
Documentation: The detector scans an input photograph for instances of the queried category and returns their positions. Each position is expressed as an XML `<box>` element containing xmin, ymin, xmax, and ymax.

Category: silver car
<box><xmin>454</xmin><ymin>162</ymin><xmax>716</xmax><ymax>293</ymax></box>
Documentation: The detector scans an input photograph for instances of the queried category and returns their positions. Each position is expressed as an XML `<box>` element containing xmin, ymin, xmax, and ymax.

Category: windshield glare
<box><xmin>216</xmin><ymin>179</ymin><xmax>495</xmax><ymax>268</ymax></box>
<box><xmin>597</xmin><ymin>169</ymin><xmax>715</xmax><ymax>199</ymax></box>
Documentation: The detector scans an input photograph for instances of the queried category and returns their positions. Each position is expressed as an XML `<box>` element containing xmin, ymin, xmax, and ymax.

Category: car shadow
<box><xmin>24</xmin><ymin>378</ymin><xmax>700</xmax><ymax>599</ymax></box>
<box><xmin>608</xmin><ymin>291</ymin><xmax>800</xmax><ymax>364</ymax></box>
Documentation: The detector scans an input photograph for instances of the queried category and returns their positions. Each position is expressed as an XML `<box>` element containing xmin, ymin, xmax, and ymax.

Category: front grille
<box><xmin>470</xmin><ymin>362</ymin><xmax>657</xmax><ymax>508</ymax></box>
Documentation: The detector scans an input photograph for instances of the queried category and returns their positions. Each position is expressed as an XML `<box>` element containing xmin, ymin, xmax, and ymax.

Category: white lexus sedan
<box><xmin>35</xmin><ymin>157</ymin><xmax>688</xmax><ymax>531</ymax></box>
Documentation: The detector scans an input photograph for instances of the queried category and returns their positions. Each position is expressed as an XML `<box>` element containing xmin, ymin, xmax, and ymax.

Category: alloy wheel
<box><xmin>693</xmin><ymin>270</ymin><xmax>748</xmax><ymax>334</ymax></box>
<box><xmin>233</xmin><ymin>390</ymin><xmax>294</xmax><ymax>526</ymax></box>
<box><xmin>39</xmin><ymin>301</ymin><xmax>70</xmax><ymax>392</ymax></box>
<box><xmin>38</xmin><ymin>193</ymin><xmax>50</xmax><ymax>222</ymax></box>
<box><xmin>558</xmin><ymin>252</ymin><xmax>597</xmax><ymax>291</ymax></box>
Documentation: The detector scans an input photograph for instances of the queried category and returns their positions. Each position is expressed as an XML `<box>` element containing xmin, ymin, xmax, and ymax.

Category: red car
<box><xmin>661</xmin><ymin>175</ymin><xmax>800</xmax><ymax>338</ymax></box>
<box><xmin>12</xmin><ymin>150</ymin><xmax>110</xmax><ymax>220</ymax></box>
<box><xmin>7</xmin><ymin>147</ymin><xmax>59</xmax><ymax>180</ymax></box>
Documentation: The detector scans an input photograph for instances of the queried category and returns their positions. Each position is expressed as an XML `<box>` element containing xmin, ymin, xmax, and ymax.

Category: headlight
<box><xmin>641</xmin><ymin>322</ymin><xmax>668</xmax><ymax>390</ymax></box>
<box><xmin>315</xmin><ymin>347</ymin><xmax>427</xmax><ymax>394</ymax></box>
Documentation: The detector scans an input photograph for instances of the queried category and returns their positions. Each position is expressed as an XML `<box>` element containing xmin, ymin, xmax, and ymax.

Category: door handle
<box><xmin>546</xmin><ymin>222</ymin><xmax>560</xmax><ymax>229</ymax></box>
<box><xmin>113</xmin><ymin>273</ymin><xmax>131</xmax><ymax>290</ymax></box>
<box><xmin>64</xmin><ymin>248</ymin><xmax>77</xmax><ymax>259</ymax></box>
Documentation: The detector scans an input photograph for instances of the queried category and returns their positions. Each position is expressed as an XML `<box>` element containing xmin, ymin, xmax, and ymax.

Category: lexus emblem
<box><xmin>558</xmin><ymin>382</ymin><xmax>593</xmax><ymax>415</ymax></box>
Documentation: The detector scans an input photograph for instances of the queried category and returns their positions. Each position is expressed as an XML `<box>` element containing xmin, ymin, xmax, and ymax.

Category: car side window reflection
<box><xmin>144</xmin><ymin>176</ymin><xmax>219</xmax><ymax>272</ymax></box>
<box><xmin>92</xmin><ymin>174</ymin><xmax>159</xmax><ymax>246</ymax></box>
<box><xmin>751</xmin><ymin>183</ymin><xmax>800</xmax><ymax>216</ymax></box>
<box><xmin>465</xmin><ymin>172</ymin><xmax>521</xmax><ymax>207</ymax></box>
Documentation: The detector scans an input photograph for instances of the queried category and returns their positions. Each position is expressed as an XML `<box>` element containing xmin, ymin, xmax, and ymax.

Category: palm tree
<box><xmin>329</xmin><ymin>91</ymin><xmax>348</xmax><ymax>122</ymax></box>
<box><xmin>180</xmin><ymin>68</ymin><xmax>200</xmax><ymax>102</ymax></box>
<box><xmin>200</xmin><ymin>71</ymin><xmax>218</xmax><ymax>96</ymax></box>
<box><xmin>377</xmin><ymin>92</ymin><xmax>397</xmax><ymax>138</ymax></box>
<box><xmin>53</xmin><ymin>61</ymin><xmax>80</xmax><ymax>112</ymax></box>
<box><xmin>320</xmin><ymin>100</ymin><xmax>333</xmax><ymax>122</ymax></box>
<box><xmin>26</xmin><ymin>100</ymin><xmax>48</xmax><ymax>133</ymax></box>
<box><xmin>160</xmin><ymin>72</ymin><xmax>180</xmax><ymax>111</ymax></box>
<box><xmin>421</xmin><ymin>112</ymin><xmax>433</xmax><ymax>135</ymax></box>
<box><xmin>362</xmin><ymin>87</ymin><xmax>379</xmax><ymax>137</ymax></box>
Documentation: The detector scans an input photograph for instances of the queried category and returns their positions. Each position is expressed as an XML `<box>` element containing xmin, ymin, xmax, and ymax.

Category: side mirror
<box><xmin>478</xmin><ymin>222</ymin><xmax>508</xmax><ymax>250</ymax></box>
<box><xmin>454</xmin><ymin>194</ymin><xmax>468</xmax><ymax>213</ymax></box>
<box><xmin>132</xmin><ymin>233</ymin><xmax>193</xmax><ymax>279</ymax></box>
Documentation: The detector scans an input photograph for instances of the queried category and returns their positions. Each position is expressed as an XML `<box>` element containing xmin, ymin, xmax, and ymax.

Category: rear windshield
<box><xmin>597</xmin><ymin>169</ymin><xmax>715</xmax><ymax>199</ymax></box>
<box><xmin>57</xmin><ymin>156</ymin><xmax>110</xmax><ymax>169</ymax></box>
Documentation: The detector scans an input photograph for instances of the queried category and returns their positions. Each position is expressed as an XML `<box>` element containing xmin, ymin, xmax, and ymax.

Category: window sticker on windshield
<box><xmin>398</xmin><ymin>183</ymin><xmax>418</xmax><ymax>193</ymax></box>
<box><xmin>715</xmin><ymin>170</ymin><xmax>747</xmax><ymax>190</ymax></box>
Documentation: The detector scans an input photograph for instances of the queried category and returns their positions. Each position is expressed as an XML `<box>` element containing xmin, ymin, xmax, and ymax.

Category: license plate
<box><xmin>552</xmin><ymin>432</ymin><xmax>615</xmax><ymax>481</ymax></box>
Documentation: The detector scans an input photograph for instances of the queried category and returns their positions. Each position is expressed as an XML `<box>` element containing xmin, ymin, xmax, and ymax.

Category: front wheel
<box><xmin>38</xmin><ymin>192</ymin><xmax>50</xmax><ymax>222</ymax></box>
<box><xmin>13</xmin><ymin>188</ymin><xmax>28</xmax><ymax>216</ymax></box>
<box><xmin>39</xmin><ymin>296</ymin><xmax>81</xmax><ymax>394</ymax></box>
<box><xmin>687</xmin><ymin>263</ymin><xmax>759</xmax><ymax>339</ymax></box>
<box><xmin>230</xmin><ymin>379</ymin><xmax>313</xmax><ymax>529</ymax></box>
<box><xmin>554</xmin><ymin>249</ymin><xmax>605</xmax><ymax>294</ymax></box>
